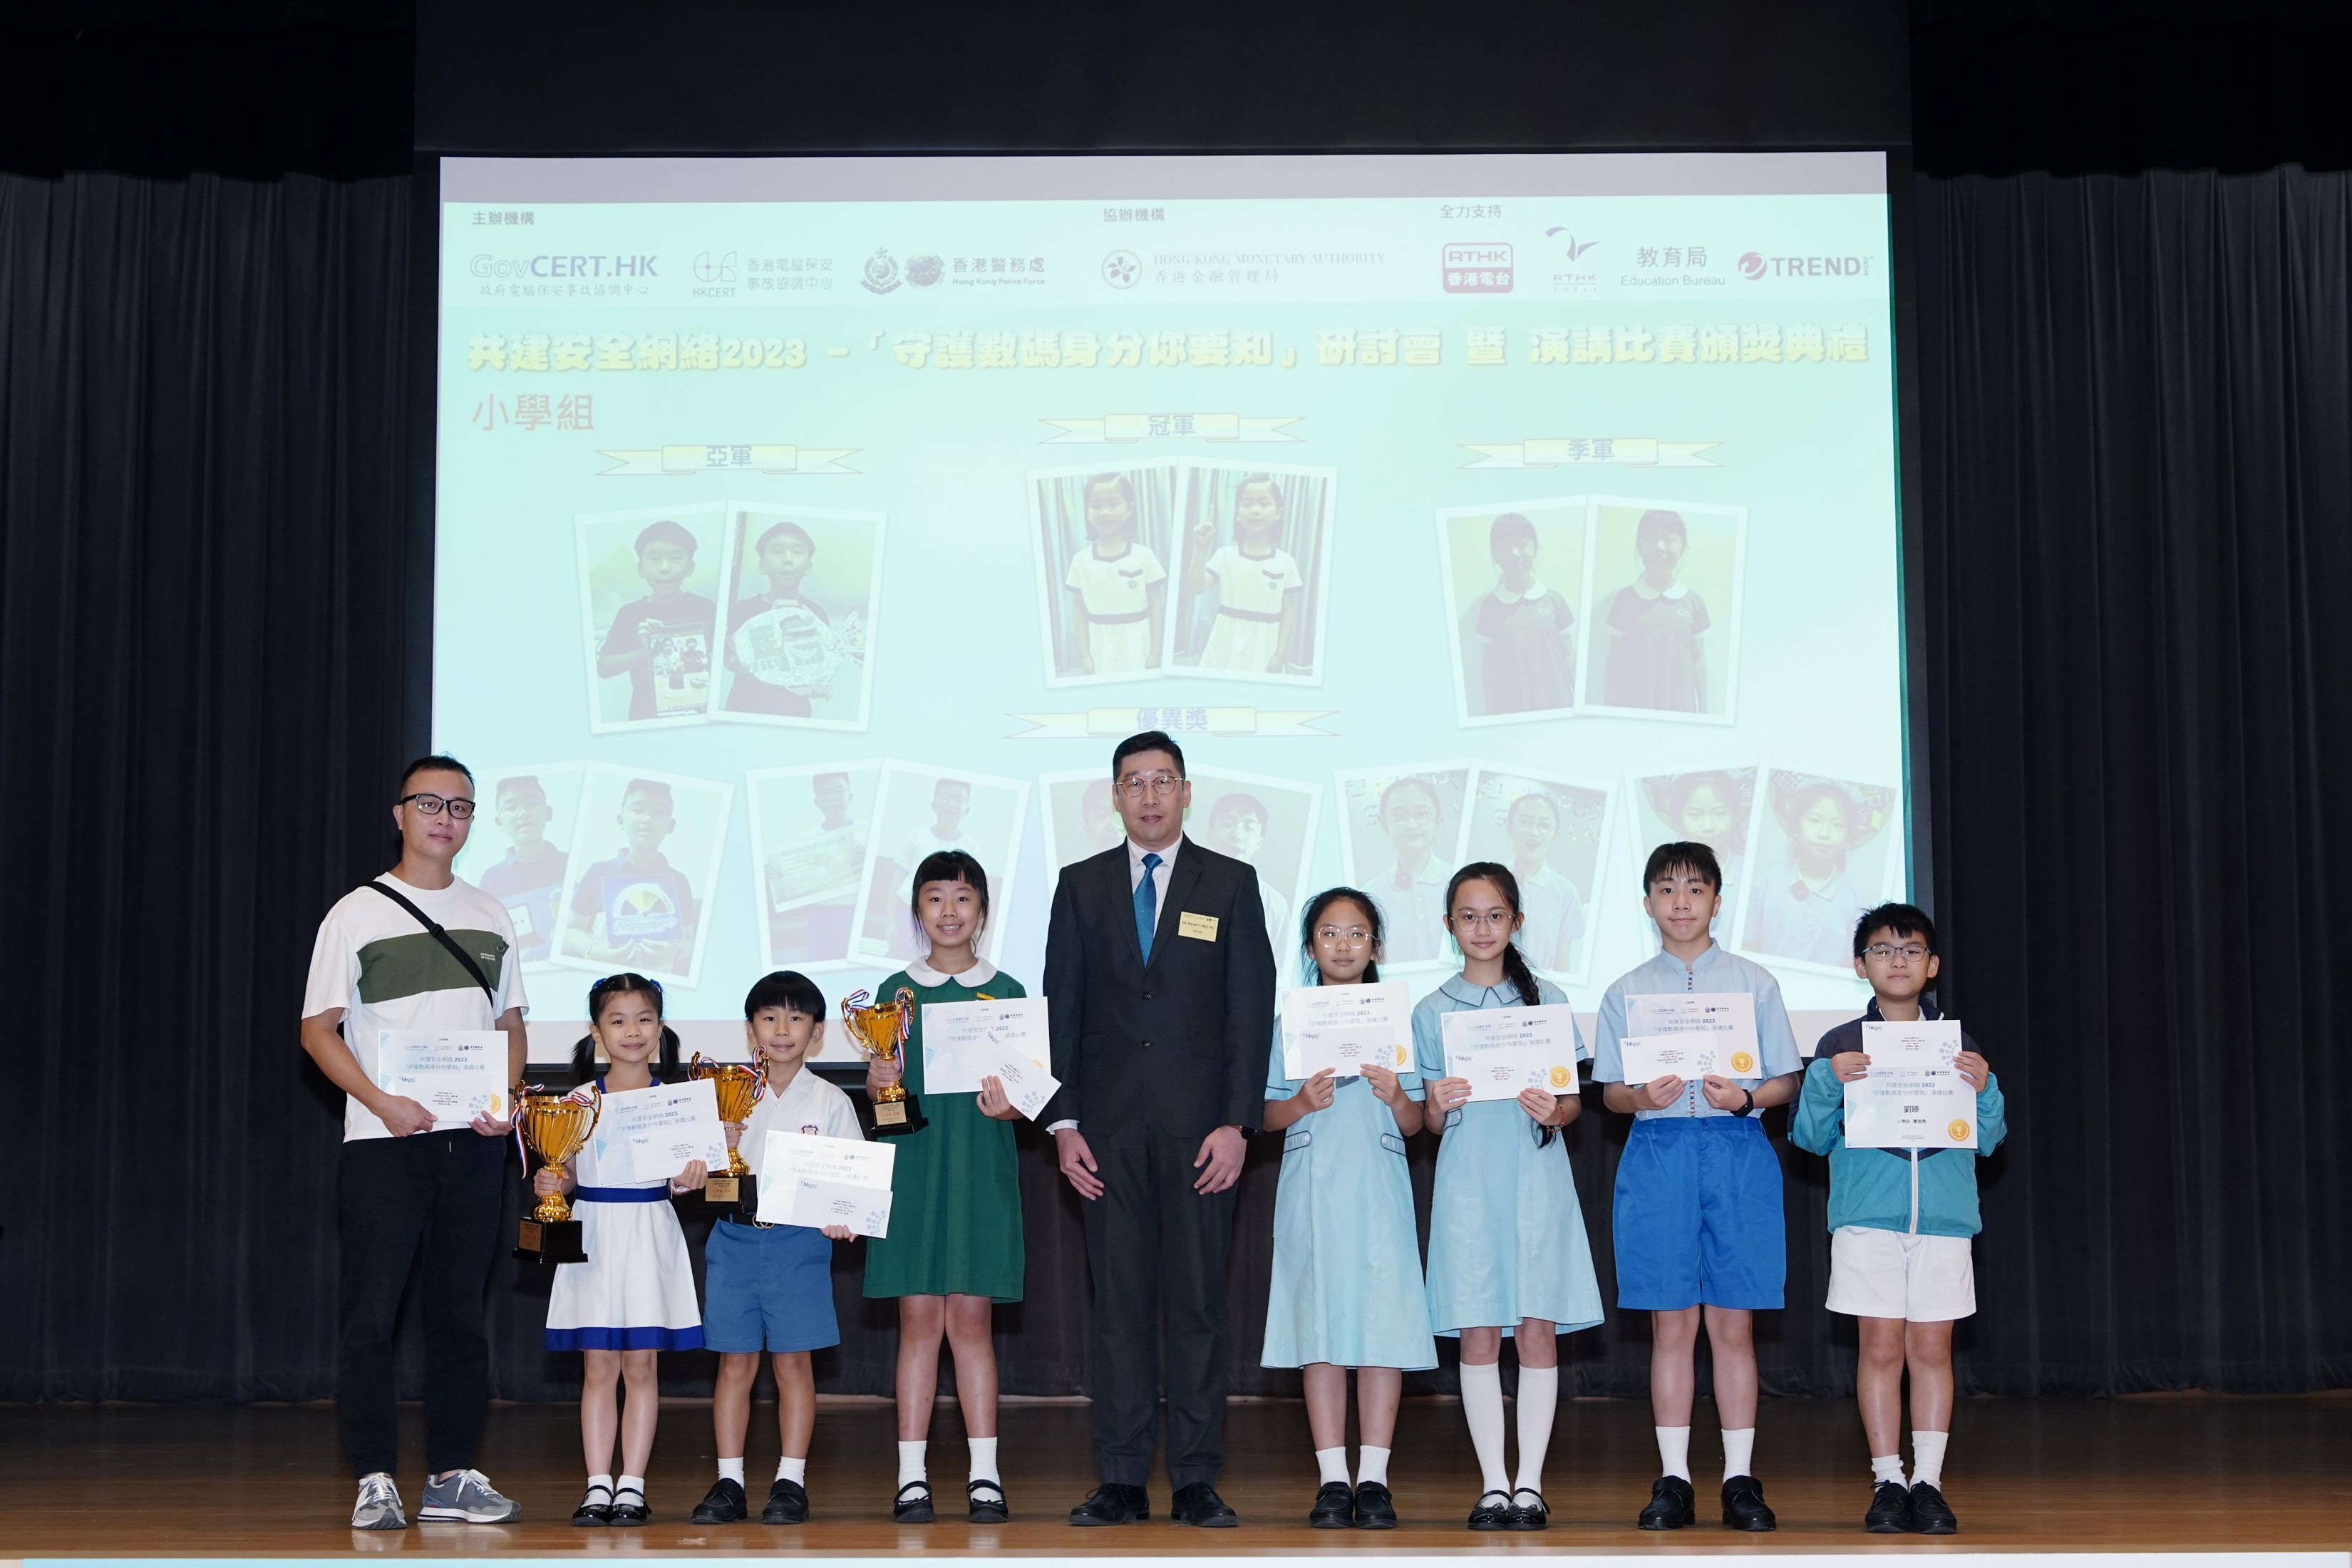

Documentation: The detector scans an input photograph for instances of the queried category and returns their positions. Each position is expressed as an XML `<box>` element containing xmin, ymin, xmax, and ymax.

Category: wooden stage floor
<box><xmin>1</xmin><ymin>1394</ymin><xmax>2346</xmax><ymax>1556</ymax></box>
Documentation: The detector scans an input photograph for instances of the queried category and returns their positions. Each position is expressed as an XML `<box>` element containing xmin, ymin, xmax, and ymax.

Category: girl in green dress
<box><xmin>862</xmin><ymin>849</ymin><xmax>1025</xmax><ymax>1525</ymax></box>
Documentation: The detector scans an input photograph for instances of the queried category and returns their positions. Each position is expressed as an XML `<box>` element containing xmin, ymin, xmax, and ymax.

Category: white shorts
<box><xmin>1825</xmin><ymin>1226</ymin><xmax>1976</xmax><ymax>1322</ymax></box>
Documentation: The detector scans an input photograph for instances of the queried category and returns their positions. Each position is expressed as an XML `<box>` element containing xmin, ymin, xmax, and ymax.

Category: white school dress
<box><xmin>1198</xmin><ymin>545</ymin><xmax>1304</xmax><ymax>671</ymax></box>
<box><xmin>1066</xmin><ymin>543</ymin><xmax>1166</xmax><ymax>674</ymax></box>
<box><xmin>545</xmin><ymin>1077</ymin><xmax>705</xmax><ymax>1351</ymax></box>
<box><xmin>1261</xmin><ymin>1021</ymin><xmax>1438</xmax><ymax>1371</ymax></box>
<box><xmin>1413</xmin><ymin>976</ymin><xmax>1606</xmax><ymax>1338</ymax></box>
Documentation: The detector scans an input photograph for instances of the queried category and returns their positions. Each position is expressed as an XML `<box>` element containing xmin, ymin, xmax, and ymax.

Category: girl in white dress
<box><xmin>540</xmin><ymin>973</ymin><xmax>710</xmax><ymax>1527</ymax></box>
<box><xmin>1187</xmin><ymin>473</ymin><xmax>1305</xmax><ymax>674</ymax></box>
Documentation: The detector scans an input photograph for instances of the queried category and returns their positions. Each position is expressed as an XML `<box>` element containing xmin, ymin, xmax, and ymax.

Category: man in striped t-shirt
<box><xmin>300</xmin><ymin>755</ymin><xmax>530</xmax><ymax>1530</ymax></box>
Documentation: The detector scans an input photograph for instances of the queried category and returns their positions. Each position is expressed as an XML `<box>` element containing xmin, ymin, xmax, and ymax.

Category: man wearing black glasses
<box><xmin>1042</xmin><ymin>730</ymin><xmax>1277</xmax><ymax>1527</ymax></box>
<box><xmin>299</xmin><ymin>755</ymin><xmax>530</xmax><ymax>1530</ymax></box>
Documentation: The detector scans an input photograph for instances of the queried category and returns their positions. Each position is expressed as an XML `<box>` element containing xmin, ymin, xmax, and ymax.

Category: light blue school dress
<box><xmin>1413</xmin><ymin>975</ymin><xmax>1606</xmax><ymax>1338</ymax></box>
<box><xmin>1261</xmin><ymin>1020</ymin><xmax>1439</xmax><ymax>1371</ymax></box>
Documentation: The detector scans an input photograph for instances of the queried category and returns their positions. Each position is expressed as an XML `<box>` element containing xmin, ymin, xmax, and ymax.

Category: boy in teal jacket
<box><xmin>1793</xmin><ymin>902</ymin><xmax>2003</xmax><ymax>1539</ymax></box>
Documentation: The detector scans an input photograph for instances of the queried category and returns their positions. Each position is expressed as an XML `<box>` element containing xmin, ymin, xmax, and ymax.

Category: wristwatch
<box><xmin>1735</xmin><ymin>1087</ymin><xmax>1756</xmax><ymax>1118</ymax></box>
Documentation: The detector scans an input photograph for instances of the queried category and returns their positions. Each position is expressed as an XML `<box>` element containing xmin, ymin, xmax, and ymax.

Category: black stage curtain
<box><xmin>6</xmin><ymin>165</ymin><xmax>2350</xmax><ymax>1403</ymax></box>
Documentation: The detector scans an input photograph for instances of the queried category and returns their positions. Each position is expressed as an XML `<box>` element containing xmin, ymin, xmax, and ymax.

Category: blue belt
<box><xmin>573</xmin><ymin>1185</ymin><xmax>671</xmax><ymax>1203</ymax></box>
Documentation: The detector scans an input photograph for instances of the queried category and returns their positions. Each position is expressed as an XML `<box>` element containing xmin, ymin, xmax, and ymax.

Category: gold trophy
<box><xmin>512</xmin><ymin>1083</ymin><xmax>601</xmax><ymax>1264</ymax></box>
<box><xmin>842</xmin><ymin>986</ymin><xmax>926</xmax><ymax>1136</ymax></box>
<box><xmin>693</xmin><ymin>1053</ymin><xmax>763</xmax><ymax>1207</ymax></box>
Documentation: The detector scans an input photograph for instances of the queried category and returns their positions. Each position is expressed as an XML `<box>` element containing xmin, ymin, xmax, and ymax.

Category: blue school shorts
<box><xmin>1611</xmin><ymin>1115</ymin><xmax>1786</xmax><ymax>1311</ymax></box>
<box><xmin>703</xmin><ymin>1215</ymin><xmax>840</xmax><ymax>1353</ymax></box>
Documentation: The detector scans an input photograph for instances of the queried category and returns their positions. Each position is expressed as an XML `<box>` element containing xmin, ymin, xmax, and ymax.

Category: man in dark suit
<box><xmin>1043</xmin><ymin>730</ymin><xmax>1276</xmax><ymax>1527</ymax></box>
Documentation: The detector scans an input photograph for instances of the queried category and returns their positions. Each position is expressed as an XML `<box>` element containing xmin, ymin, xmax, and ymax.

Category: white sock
<box><xmin>1655</xmin><ymin>1425</ymin><xmax>1691</xmax><ymax>1481</ymax></box>
<box><xmin>1459</xmin><ymin>1361</ymin><xmax>1510</xmax><ymax>1494</ymax></box>
<box><xmin>969</xmin><ymin>1435</ymin><xmax>1000</xmax><ymax>1485</ymax></box>
<box><xmin>776</xmin><ymin>1455</ymin><xmax>806</xmax><ymax>1485</ymax></box>
<box><xmin>584</xmin><ymin>1472</ymin><xmax>614</xmax><ymax>1497</ymax></box>
<box><xmin>1722</xmin><ymin>1428</ymin><xmax>1755</xmax><ymax>1481</ymax></box>
<box><xmin>1871</xmin><ymin>1454</ymin><xmax>1904</xmax><ymax>1486</ymax></box>
<box><xmin>1315</xmin><ymin>1445</ymin><xmax>1349</xmax><ymax>1485</ymax></box>
<box><xmin>1357</xmin><ymin>1445</ymin><xmax>1391</xmax><ymax>1487</ymax></box>
<box><xmin>717</xmin><ymin>1456</ymin><xmax>745</xmax><ymax>1485</ymax></box>
<box><xmin>1513</xmin><ymin>1366</ymin><xmax>1559</xmax><ymax>1495</ymax></box>
<box><xmin>616</xmin><ymin>1472</ymin><xmax>646</xmax><ymax>1500</ymax></box>
<box><xmin>897</xmin><ymin>1440</ymin><xmax>927</xmax><ymax>1487</ymax></box>
<box><xmin>1911</xmin><ymin>1430</ymin><xmax>1949</xmax><ymax>1488</ymax></box>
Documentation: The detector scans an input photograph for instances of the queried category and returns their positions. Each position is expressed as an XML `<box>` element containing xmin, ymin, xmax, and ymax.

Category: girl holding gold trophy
<box><xmin>860</xmin><ymin>850</ymin><xmax>1027</xmax><ymax>1525</ymax></box>
<box><xmin>538</xmin><ymin>974</ymin><xmax>709</xmax><ymax>1527</ymax></box>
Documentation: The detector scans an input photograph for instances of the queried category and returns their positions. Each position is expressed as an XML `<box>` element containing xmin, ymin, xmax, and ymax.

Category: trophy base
<box><xmin>704</xmin><ymin>1173</ymin><xmax>741</xmax><ymax>1205</ymax></box>
<box><xmin>872</xmin><ymin>1093</ymin><xmax>927</xmax><ymax>1138</ymax></box>
<box><xmin>514</xmin><ymin>1217</ymin><xmax>587</xmax><ymax>1264</ymax></box>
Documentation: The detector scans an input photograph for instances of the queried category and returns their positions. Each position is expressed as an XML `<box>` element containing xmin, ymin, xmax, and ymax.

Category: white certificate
<box><xmin>1861</xmin><ymin>1019</ymin><xmax>1963</xmax><ymax>1071</ymax></box>
<box><xmin>1280</xmin><ymin>981</ymin><xmax>1412</xmax><ymax>1079</ymax></box>
<box><xmin>1845</xmin><ymin>1072</ymin><xmax>1978</xmax><ymax>1150</ymax></box>
<box><xmin>1622</xmin><ymin>992</ymin><xmax>1763</xmax><ymax>1078</ymax></box>
<box><xmin>922</xmin><ymin>996</ymin><xmax>1060</xmax><ymax>1120</ymax></box>
<box><xmin>1617</xmin><ymin>1033</ymin><xmax>1724</xmax><ymax>1085</ymax></box>
<box><xmin>757</xmin><ymin>1130</ymin><xmax>896</xmax><ymax>1236</ymax></box>
<box><xmin>1439</xmin><ymin>1004</ymin><xmax>1582</xmax><ymax>1101</ymax></box>
<box><xmin>376</xmin><ymin>1029</ymin><xmax>509</xmax><ymax>1131</ymax></box>
<box><xmin>594</xmin><ymin>1078</ymin><xmax>731</xmax><ymax>1185</ymax></box>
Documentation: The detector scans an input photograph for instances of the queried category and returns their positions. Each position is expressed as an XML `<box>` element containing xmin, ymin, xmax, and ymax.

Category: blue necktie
<box><xmin>1135</xmin><ymin>852</ymin><xmax>1162</xmax><ymax>963</ymax></box>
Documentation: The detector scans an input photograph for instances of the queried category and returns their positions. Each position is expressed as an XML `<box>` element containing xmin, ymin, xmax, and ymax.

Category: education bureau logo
<box><xmin>1102</xmin><ymin>249</ymin><xmax>1141</xmax><ymax>287</ymax></box>
<box><xmin>1442</xmin><ymin>242</ymin><xmax>1512</xmax><ymax>293</ymax></box>
<box><xmin>861</xmin><ymin>247</ymin><xmax>902</xmax><ymax>294</ymax></box>
<box><xmin>907</xmin><ymin>253</ymin><xmax>945</xmax><ymax>287</ymax></box>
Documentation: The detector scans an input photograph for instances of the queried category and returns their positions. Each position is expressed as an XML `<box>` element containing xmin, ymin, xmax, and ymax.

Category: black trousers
<box><xmin>337</xmin><ymin>1130</ymin><xmax>507</xmax><ymax>1478</ymax></box>
<box><xmin>1079</xmin><ymin>1128</ymin><xmax>1237</xmax><ymax>1490</ymax></box>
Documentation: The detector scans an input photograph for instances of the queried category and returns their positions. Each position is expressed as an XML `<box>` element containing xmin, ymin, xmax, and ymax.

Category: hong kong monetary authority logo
<box><xmin>861</xmin><ymin>248</ymin><xmax>902</xmax><ymax>294</ymax></box>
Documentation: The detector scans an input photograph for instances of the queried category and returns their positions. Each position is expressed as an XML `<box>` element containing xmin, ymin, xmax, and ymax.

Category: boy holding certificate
<box><xmin>691</xmin><ymin>971</ymin><xmax>861</xmax><ymax>1527</ymax></box>
<box><xmin>1593</xmin><ymin>842</ymin><xmax>1802</xmax><ymax>1532</ymax></box>
<box><xmin>1792</xmin><ymin>904</ymin><xmax>2003</xmax><ymax>1537</ymax></box>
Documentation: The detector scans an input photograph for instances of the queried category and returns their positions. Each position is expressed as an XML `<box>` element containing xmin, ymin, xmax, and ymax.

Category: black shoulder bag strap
<box><xmin>363</xmin><ymin>881</ymin><xmax>499</xmax><ymax>1008</ymax></box>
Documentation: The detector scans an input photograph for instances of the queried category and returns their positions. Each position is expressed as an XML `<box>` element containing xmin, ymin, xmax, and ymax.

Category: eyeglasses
<box><xmin>1862</xmin><ymin>943</ymin><xmax>1929</xmax><ymax>963</ymax></box>
<box><xmin>1314</xmin><ymin>926</ymin><xmax>1373</xmax><ymax>945</ymax></box>
<box><xmin>398</xmin><ymin>792</ymin><xmax>476</xmax><ymax>820</ymax></box>
<box><xmin>1116</xmin><ymin>772</ymin><xmax>1184</xmax><ymax>799</ymax></box>
<box><xmin>1450</xmin><ymin>910</ymin><xmax>1515</xmax><ymax>931</ymax></box>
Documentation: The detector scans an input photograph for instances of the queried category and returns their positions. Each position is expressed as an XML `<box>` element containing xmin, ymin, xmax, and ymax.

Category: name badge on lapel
<box><xmin>1177</xmin><ymin>912</ymin><xmax>1219</xmax><ymax>942</ymax></box>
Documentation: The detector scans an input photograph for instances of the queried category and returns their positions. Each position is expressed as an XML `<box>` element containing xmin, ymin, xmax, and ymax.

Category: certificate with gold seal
<box><xmin>1280</xmin><ymin>981</ymin><xmax>1412</xmax><ymax>1080</ymax></box>
<box><xmin>1845</xmin><ymin>1019</ymin><xmax>1976</xmax><ymax>1149</ymax></box>
<box><xmin>1439</xmin><ymin>1003</ymin><xmax>1582</xmax><ymax>1102</ymax></box>
<box><xmin>1624</xmin><ymin>992</ymin><xmax>1760</xmax><ymax>1077</ymax></box>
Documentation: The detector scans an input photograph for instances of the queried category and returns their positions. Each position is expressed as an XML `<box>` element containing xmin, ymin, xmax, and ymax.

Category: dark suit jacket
<box><xmin>1041</xmin><ymin>837</ymin><xmax>1276</xmax><ymax>1138</ymax></box>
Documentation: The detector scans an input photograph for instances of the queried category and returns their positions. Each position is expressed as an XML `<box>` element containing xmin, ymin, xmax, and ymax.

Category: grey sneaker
<box><xmin>351</xmin><ymin>1472</ymin><xmax>407</xmax><ymax>1530</ymax></box>
<box><xmin>419</xmin><ymin>1468</ymin><xmax>522</xmax><ymax>1523</ymax></box>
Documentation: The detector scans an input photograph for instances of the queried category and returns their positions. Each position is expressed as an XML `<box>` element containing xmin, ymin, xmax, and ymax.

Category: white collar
<box><xmin>904</xmin><ymin>956</ymin><xmax>999</xmax><ymax>989</ymax></box>
<box><xmin>1381</xmin><ymin>856</ymin><xmax>1448</xmax><ymax>888</ymax></box>
<box><xmin>1632</xmin><ymin>577</ymin><xmax>1690</xmax><ymax>602</ymax></box>
<box><xmin>1494</xmin><ymin>578</ymin><xmax>1548</xmax><ymax>604</ymax></box>
<box><xmin>1128</xmin><ymin>837</ymin><xmax>1182</xmax><ymax>873</ymax></box>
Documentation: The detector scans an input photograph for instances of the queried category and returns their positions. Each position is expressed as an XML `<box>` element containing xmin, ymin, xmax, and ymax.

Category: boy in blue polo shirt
<box><xmin>1793</xmin><ymin>903</ymin><xmax>2004</xmax><ymax>1537</ymax></box>
<box><xmin>1594</xmin><ymin>842</ymin><xmax>1802</xmax><ymax>1532</ymax></box>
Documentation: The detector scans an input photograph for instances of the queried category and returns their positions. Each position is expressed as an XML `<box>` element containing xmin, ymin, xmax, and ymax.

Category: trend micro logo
<box><xmin>1738</xmin><ymin>251</ymin><xmax>1768</xmax><ymax>279</ymax></box>
<box><xmin>1739</xmin><ymin>249</ymin><xmax>1873</xmax><ymax>279</ymax></box>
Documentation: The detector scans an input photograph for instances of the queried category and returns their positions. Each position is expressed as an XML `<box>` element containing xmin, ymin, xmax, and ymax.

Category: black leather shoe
<box><xmin>1353</xmin><ymin>1480</ymin><xmax>1397</xmax><ymax>1529</ymax></box>
<box><xmin>1505</xmin><ymin>1487</ymin><xmax>1549</xmax><ymax>1530</ymax></box>
<box><xmin>608</xmin><ymin>1489</ymin><xmax>649</xmax><ymax>1527</ymax></box>
<box><xmin>1309</xmin><ymin>1481</ymin><xmax>1355</xmax><ymax>1528</ymax></box>
<box><xmin>1068</xmin><ymin>1483</ymin><xmax>1150</xmax><ymax>1525</ymax></box>
<box><xmin>761</xmin><ymin>1477</ymin><xmax>809</xmax><ymax>1525</ymax></box>
<box><xmin>690</xmin><ymin>1478</ymin><xmax>746</xmax><ymax>1524</ymax></box>
<box><xmin>1637</xmin><ymin>1475</ymin><xmax>1695</xmax><ymax>1530</ymax></box>
<box><xmin>1721</xmin><ymin>1475</ymin><xmax>1776</xmax><ymax>1531</ymax></box>
<box><xmin>1468</xmin><ymin>1489</ymin><xmax>1512</xmax><ymax>1530</ymax></box>
<box><xmin>967</xmin><ymin>1479</ymin><xmax>1010</xmax><ymax>1524</ymax></box>
<box><xmin>892</xmin><ymin>1481</ymin><xmax>935</xmax><ymax>1523</ymax></box>
<box><xmin>1908</xmin><ymin>1482</ymin><xmax>1957</xmax><ymax>1535</ymax></box>
<box><xmin>1864</xmin><ymin>1480</ymin><xmax>1912</xmax><ymax>1533</ymax></box>
<box><xmin>1170</xmin><ymin>1482</ymin><xmax>1237</xmax><ymax>1527</ymax></box>
<box><xmin>570</xmin><ymin>1486</ymin><xmax>614</xmax><ymax>1527</ymax></box>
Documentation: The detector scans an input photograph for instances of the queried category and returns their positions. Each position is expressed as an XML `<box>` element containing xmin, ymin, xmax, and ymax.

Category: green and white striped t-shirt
<box><xmin>302</xmin><ymin>873</ymin><xmax>529</xmax><ymax>1141</ymax></box>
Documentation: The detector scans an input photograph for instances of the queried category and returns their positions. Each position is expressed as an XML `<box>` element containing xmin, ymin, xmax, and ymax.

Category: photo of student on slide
<box><xmin>562</xmin><ymin>775</ymin><xmax>707</xmax><ymax>979</ymax></box>
<box><xmin>1031</xmin><ymin>465</ymin><xmax>1178</xmax><ymax>686</ymax></box>
<box><xmin>747</xmin><ymin>762</ymin><xmax>880</xmax><ymax>969</ymax></box>
<box><xmin>1739</xmin><ymin>770</ymin><xmax>1899</xmax><ymax>972</ymax></box>
<box><xmin>473</xmin><ymin>771</ymin><xmax>576</xmax><ymax>966</ymax></box>
<box><xmin>1460</xmin><ymin>768</ymin><xmax>1612</xmax><ymax>982</ymax></box>
<box><xmin>718</xmin><ymin>505</ymin><xmax>883</xmax><ymax>728</ymax></box>
<box><xmin>1191</xmin><ymin>773</ymin><xmax>1319</xmax><ymax>975</ymax></box>
<box><xmin>585</xmin><ymin>515</ymin><xmax>722</xmax><ymax>726</ymax></box>
<box><xmin>1634</xmin><ymin>766</ymin><xmax>1755</xmax><ymax>939</ymax></box>
<box><xmin>1336</xmin><ymin>767</ymin><xmax>1470</xmax><ymax>968</ymax></box>
<box><xmin>1582</xmin><ymin>502</ymin><xmax>1745</xmax><ymax>721</ymax></box>
<box><xmin>852</xmin><ymin>765</ymin><xmax>1026</xmax><ymax>966</ymax></box>
<box><xmin>1170</xmin><ymin>463</ymin><xmax>1335</xmax><ymax>683</ymax></box>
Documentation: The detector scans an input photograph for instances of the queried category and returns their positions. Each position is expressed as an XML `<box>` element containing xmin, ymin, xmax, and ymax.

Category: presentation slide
<box><xmin>434</xmin><ymin>153</ymin><xmax>1906</xmax><ymax>1059</ymax></box>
